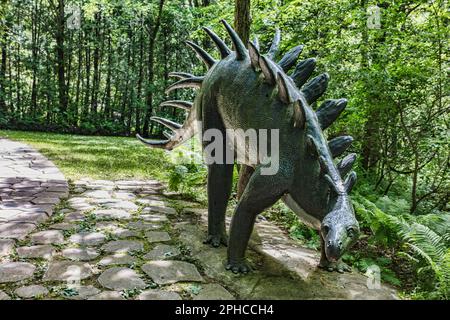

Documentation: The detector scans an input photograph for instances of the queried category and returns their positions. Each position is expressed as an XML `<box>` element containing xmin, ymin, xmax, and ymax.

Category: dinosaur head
<box><xmin>321</xmin><ymin>195</ymin><xmax>360</xmax><ymax>261</ymax></box>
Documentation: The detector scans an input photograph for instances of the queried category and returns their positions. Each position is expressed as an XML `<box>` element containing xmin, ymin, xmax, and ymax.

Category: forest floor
<box><xmin>0</xmin><ymin>131</ymin><xmax>398</xmax><ymax>300</ymax></box>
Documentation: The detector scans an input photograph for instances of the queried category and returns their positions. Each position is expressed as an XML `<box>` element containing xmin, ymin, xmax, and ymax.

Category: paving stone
<box><xmin>145</xmin><ymin>231</ymin><xmax>171</xmax><ymax>243</ymax></box>
<box><xmin>0</xmin><ymin>222</ymin><xmax>36</xmax><ymax>239</ymax></box>
<box><xmin>87</xmin><ymin>291</ymin><xmax>125</xmax><ymax>300</ymax></box>
<box><xmin>82</xmin><ymin>190</ymin><xmax>111</xmax><ymax>199</ymax></box>
<box><xmin>127</xmin><ymin>221</ymin><xmax>160</xmax><ymax>231</ymax></box>
<box><xmin>0</xmin><ymin>290</ymin><xmax>11</xmax><ymax>300</ymax></box>
<box><xmin>137</xmin><ymin>199</ymin><xmax>166</xmax><ymax>207</ymax></box>
<box><xmin>193</xmin><ymin>284</ymin><xmax>234</xmax><ymax>300</ymax></box>
<box><xmin>16</xmin><ymin>245</ymin><xmax>55</xmax><ymax>259</ymax></box>
<box><xmin>143</xmin><ymin>206</ymin><xmax>176</xmax><ymax>215</ymax></box>
<box><xmin>98</xmin><ymin>267</ymin><xmax>146</xmax><ymax>290</ymax></box>
<box><xmin>98</xmin><ymin>253</ymin><xmax>138</xmax><ymax>266</ymax></box>
<box><xmin>9</xmin><ymin>211</ymin><xmax>48</xmax><ymax>224</ymax></box>
<box><xmin>64</xmin><ymin>285</ymin><xmax>101</xmax><ymax>300</ymax></box>
<box><xmin>43</xmin><ymin>261</ymin><xmax>93</xmax><ymax>281</ymax></box>
<box><xmin>102</xmin><ymin>201</ymin><xmax>138</xmax><ymax>211</ymax></box>
<box><xmin>64</xmin><ymin>211</ymin><xmax>86</xmax><ymax>222</ymax></box>
<box><xmin>31</xmin><ymin>197</ymin><xmax>60</xmax><ymax>205</ymax></box>
<box><xmin>14</xmin><ymin>285</ymin><xmax>49</xmax><ymax>298</ymax></box>
<box><xmin>95</xmin><ymin>221</ymin><xmax>119</xmax><ymax>230</ymax></box>
<box><xmin>69</xmin><ymin>232</ymin><xmax>106</xmax><ymax>246</ymax></box>
<box><xmin>93</xmin><ymin>209</ymin><xmax>131</xmax><ymax>220</ymax></box>
<box><xmin>0</xmin><ymin>239</ymin><xmax>15</xmax><ymax>257</ymax></box>
<box><xmin>113</xmin><ymin>192</ymin><xmax>136</xmax><ymax>200</ymax></box>
<box><xmin>140</xmin><ymin>214</ymin><xmax>168</xmax><ymax>223</ymax></box>
<box><xmin>30</xmin><ymin>230</ymin><xmax>64</xmax><ymax>244</ymax></box>
<box><xmin>110</xmin><ymin>228</ymin><xmax>138</xmax><ymax>239</ymax></box>
<box><xmin>0</xmin><ymin>262</ymin><xmax>36</xmax><ymax>283</ymax></box>
<box><xmin>49</xmin><ymin>222</ymin><xmax>77</xmax><ymax>231</ymax></box>
<box><xmin>141</xmin><ymin>260</ymin><xmax>203</xmax><ymax>285</ymax></box>
<box><xmin>143</xmin><ymin>244</ymin><xmax>180</xmax><ymax>260</ymax></box>
<box><xmin>101</xmin><ymin>240</ymin><xmax>144</xmax><ymax>254</ymax></box>
<box><xmin>138</xmin><ymin>289</ymin><xmax>181</xmax><ymax>300</ymax></box>
<box><xmin>62</xmin><ymin>247</ymin><xmax>100</xmax><ymax>261</ymax></box>
<box><xmin>0</xmin><ymin>209</ymin><xmax>22</xmax><ymax>220</ymax></box>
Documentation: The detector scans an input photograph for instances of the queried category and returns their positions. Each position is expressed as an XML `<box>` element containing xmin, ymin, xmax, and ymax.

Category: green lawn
<box><xmin>0</xmin><ymin>130</ymin><xmax>170</xmax><ymax>181</ymax></box>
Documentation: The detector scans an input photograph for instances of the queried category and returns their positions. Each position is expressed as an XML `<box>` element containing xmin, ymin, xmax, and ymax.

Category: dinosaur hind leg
<box><xmin>204</xmin><ymin>163</ymin><xmax>234</xmax><ymax>247</ymax></box>
<box><xmin>202</xmin><ymin>97</ymin><xmax>233</xmax><ymax>248</ymax></box>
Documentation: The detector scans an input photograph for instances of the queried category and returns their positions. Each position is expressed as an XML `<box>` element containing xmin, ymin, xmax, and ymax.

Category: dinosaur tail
<box><xmin>136</xmin><ymin>97</ymin><xmax>198</xmax><ymax>151</ymax></box>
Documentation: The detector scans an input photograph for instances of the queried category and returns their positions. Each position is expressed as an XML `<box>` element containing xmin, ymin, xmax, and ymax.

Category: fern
<box><xmin>353</xmin><ymin>193</ymin><xmax>449</xmax><ymax>299</ymax></box>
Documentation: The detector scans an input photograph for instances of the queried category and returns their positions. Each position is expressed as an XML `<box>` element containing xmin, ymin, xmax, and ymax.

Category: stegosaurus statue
<box><xmin>138</xmin><ymin>20</ymin><xmax>360</xmax><ymax>274</ymax></box>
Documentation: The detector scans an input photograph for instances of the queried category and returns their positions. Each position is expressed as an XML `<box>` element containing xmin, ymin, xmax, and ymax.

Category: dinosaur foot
<box><xmin>225</xmin><ymin>260</ymin><xmax>251</xmax><ymax>274</ymax></box>
<box><xmin>319</xmin><ymin>259</ymin><xmax>352</xmax><ymax>273</ymax></box>
<box><xmin>203</xmin><ymin>234</ymin><xmax>228</xmax><ymax>248</ymax></box>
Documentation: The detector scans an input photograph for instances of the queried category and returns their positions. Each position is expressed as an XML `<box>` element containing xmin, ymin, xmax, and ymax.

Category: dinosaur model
<box><xmin>137</xmin><ymin>20</ymin><xmax>360</xmax><ymax>274</ymax></box>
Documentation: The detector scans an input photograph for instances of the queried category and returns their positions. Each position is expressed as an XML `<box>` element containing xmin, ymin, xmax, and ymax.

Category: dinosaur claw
<box><xmin>319</xmin><ymin>259</ymin><xmax>352</xmax><ymax>273</ymax></box>
<box><xmin>204</xmin><ymin>234</ymin><xmax>228</xmax><ymax>248</ymax></box>
<box><xmin>225</xmin><ymin>261</ymin><xmax>251</xmax><ymax>274</ymax></box>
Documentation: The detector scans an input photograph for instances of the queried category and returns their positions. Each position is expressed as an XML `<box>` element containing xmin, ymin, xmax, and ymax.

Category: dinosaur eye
<box><xmin>322</xmin><ymin>225</ymin><xmax>330</xmax><ymax>235</ymax></box>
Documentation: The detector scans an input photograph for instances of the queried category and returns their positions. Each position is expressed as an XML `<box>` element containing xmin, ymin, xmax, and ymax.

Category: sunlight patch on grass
<box><xmin>0</xmin><ymin>130</ymin><xmax>171</xmax><ymax>181</ymax></box>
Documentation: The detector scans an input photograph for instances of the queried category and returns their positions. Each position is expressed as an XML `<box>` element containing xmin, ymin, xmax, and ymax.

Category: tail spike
<box><xmin>328</xmin><ymin>135</ymin><xmax>353</xmax><ymax>158</ymax></box>
<box><xmin>276</xmin><ymin>71</ymin><xmax>292</xmax><ymax>104</ymax></box>
<box><xmin>337</xmin><ymin>153</ymin><xmax>357</xmax><ymax>178</ymax></box>
<box><xmin>278</xmin><ymin>45</ymin><xmax>304</xmax><ymax>72</ymax></box>
<box><xmin>316</xmin><ymin>99</ymin><xmax>347</xmax><ymax>130</ymax></box>
<box><xmin>302</xmin><ymin>73</ymin><xmax>330</xmax><ymax>105</ymax></box>
<box><xmin>202</xmin><ymin>27</ymin><xmax>231</xmax><ymax>59</ymax></box>
<box><xmin>150</xmin><ymin>116</ymin><xmax>182</xmax><ymax>131</ymax></box>
<box><xmin>165</xmin><ymin>77</ymin><xmax>203</xmax><ymax>94</ymax></box>
<box><xmin>248</xmin><ymin>41</ymin><xmax>260</xmax><ymax>70</ymax></box>
<box><xmin>291</xmin><ymin>58</ymin><xmax>316</xmax><ymax>88</ymax></box>
<box><xmin>160</xmin><ymin>100</ymin><xmax>193</xmax><ymax>111</ymax></box>
<box><xmin>220</xmin><ymin>19</ymin><xmax>248</xmax><ymax>61</ymax></box>
<box><xmin>136</xmin><ymin>134</ymin><xmax>174</xmax><ymax>150</ymax></box>
<box><xmin>267</xmin><ymin>29</ymin><xmax>281</xmax><ymax>59</ymax></box>
<box><xmin>163</xmin><ymin>131</ymin><xmax>173</xmax><ymax>139</ymax></box>
<box><xmin>185</xmin><ymin>41</ymin><xmax>216</xmax><ymax>69</ymax></box>
<box><xmin>168</xmin><ymin>72</ymin><xmax>194</xmax><ymax>80</ymax></box>
<box><xmin>259</xmin><ymin>55</ymin><xmax>276</xmax><ymax>85</ymax></box>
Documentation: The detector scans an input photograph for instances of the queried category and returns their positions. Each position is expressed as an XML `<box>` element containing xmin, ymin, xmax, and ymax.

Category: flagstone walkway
<box><xmin>0</xmin><ymin>139</ymin><xmax>398</xmax><ymax>300</ymax></box>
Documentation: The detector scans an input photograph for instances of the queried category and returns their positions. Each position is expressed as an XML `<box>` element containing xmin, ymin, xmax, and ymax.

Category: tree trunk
<box><xmin>234</xmin><ymin>0</ymin><xmax>253</xmax><ymax>199</ymax></box>
<box><xmin>0</xmin><ymin>36</ymin><xmax>7</xmax><ymax>114</ymax></box>
<box><xmin>234</xmin><ymin>0</ymin><xmax>251</xmax><ymax>45</ymax></box>
<box><xmin>91</xmin><ymin>11</ymin><xmax>101</xmax><ymax>115</ymax></box>
<box><xmin>55</xmin><ymin>0</ymin><xmax>68</xmax><ymax>119</ymax></box>
<box><xmin>142</xmin><ymin>0</ymin><xmax>166</xmax><ymax>137</ymax></box>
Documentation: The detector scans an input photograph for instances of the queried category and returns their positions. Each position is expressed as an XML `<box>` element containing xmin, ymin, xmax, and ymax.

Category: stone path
<box><xmin>0</xmin><ymin>139</ymin><xmax>398</xmax><ymax>300</ymax></box>
<box><xmin>0</xmin><ymin>138</ymin><xmax>68</xmax><ymax>241</ymax></box>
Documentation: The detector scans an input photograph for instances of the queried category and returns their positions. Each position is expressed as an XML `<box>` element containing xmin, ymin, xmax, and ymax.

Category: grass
<box><xmin>0</xmin><ymin>130</ymin><xmax>170</xmax><ymax>181</ymax></box>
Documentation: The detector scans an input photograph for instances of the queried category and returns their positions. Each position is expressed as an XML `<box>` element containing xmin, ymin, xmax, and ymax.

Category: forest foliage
<box><xmin>0</xmin><ymin>0</ymin><xmax>448</xmax><ymax>299</ymax></box>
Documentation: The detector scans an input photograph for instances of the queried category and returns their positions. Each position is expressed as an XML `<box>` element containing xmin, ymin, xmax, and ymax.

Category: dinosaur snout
<box><xmin>326</xmin><ymin>239</ymin><xmax>343</xmax><ymax>261</ymax></box>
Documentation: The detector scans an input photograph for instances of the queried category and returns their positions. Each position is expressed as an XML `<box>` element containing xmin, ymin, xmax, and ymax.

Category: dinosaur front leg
<box><xmin>204</xmin><ymin>163</ymin><xmax>234</xmax><ymax>247</ymax></box>
<box><xmin>318</xmin><ymin>234</ymin><xmax>352</xmax><ymax>273</ymax></box>
<box><xmin>226</xmin><ymin>168</ymin><xmax>287</xmax><ymax>273</ymax></box>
